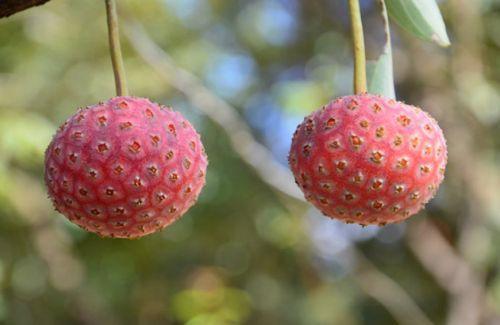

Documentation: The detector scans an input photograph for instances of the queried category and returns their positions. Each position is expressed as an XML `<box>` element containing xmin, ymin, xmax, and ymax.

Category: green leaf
<box><xmin>386</xmin><ymin>0</ymin><xmax>450</xmax><ymax>47</ymax></box>
<box><xmin>367</xmin><ymin>0</ymin><xmax>396</xmax><ymax>99</ymax></box>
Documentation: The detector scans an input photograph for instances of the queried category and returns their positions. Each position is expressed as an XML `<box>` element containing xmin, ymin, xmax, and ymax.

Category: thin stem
<box><xmin>348</xmin><ymin>0</ymin><xmax>367</xmax><ymax>93</ymax></box>
<box><xmin>105</xmin><ymin>0</ymin><xmax>128</xmax><ymax>96</ymax></box>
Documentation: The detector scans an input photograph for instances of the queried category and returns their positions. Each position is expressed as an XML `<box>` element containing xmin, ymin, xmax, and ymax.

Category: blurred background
<box><xmin>0</xmin><ymin>0</ymin><xmax>499</xmax><ymax>324</ymax></box>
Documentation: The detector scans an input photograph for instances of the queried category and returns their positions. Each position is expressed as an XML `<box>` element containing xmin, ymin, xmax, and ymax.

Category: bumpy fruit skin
<box><xmin>289</xmin><ymin>94</ymin><xmax>447</xmax><ymax>226</ymax></box>
<box><xmin>45</xmin><ymin>96</ymin><xmax>207</xmax><ymax>238</ymax></box>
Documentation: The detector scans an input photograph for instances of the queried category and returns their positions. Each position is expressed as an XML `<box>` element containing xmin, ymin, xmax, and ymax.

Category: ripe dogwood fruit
<box><xmin>45</xmin><ymin>96</ymin><xmax>208</xmax><ymax>238</ymax></box>
<box><xmin>289</xmin><ymin>94</ymin><xmax>447</xmax><ymax>226</ymax></box>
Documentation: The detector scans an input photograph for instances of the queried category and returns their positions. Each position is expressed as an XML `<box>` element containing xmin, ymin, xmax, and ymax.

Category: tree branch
<box><xmin>125</xmin><ymin>22</ymin><xmax>304</xmax><ymax>201</ymax></box>
<box><xmin>0</xmin><ymin>0</ymin><xmax>50</xmax><ymax>18</ymax></box>
<box><xmin>407</xmin><ymin>220</ymin><xmax>488</xmax><ymax>325</ymax></box>
<box><xmin>352</xmin><ymin>250</ymin><xmax>434</xmax><ymax>325</ymax></box>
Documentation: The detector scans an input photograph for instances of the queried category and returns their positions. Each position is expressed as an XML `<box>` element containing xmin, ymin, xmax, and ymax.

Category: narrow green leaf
<box><xmin>367</xmin><ymin>0</ymin><xmax>396</xmax><ymax>99</ymax></box>
<box><xmin>386</xmin><ymin>0</ymin><xmax>450</xmax><ymax>47</ymax></box>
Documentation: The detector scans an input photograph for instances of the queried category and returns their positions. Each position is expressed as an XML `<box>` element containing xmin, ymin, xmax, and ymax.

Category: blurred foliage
<box><xmin>0</xmin><ymin>0</ymin><xmax>499</xmax><ymax>324</ymax></box>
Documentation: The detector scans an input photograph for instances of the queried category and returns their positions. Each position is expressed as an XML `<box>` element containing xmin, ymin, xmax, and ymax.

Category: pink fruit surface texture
<box><xmin>45</xmin><ymin>96</ymin><xmax>208</xmax><ymax>238</ymax></box>
<box><xmin>289</xmin><ymin>94</ymin><xmax>447</xmax><ymax>225</ymax></box>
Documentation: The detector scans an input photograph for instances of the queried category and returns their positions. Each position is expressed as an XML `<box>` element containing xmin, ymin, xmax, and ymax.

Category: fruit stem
<box><xmin>105</xmin><ymin>0</ymin><xmax>128</xmax><ymax>96</ymax></box>
<box><xmin>348</xmin><ymin>0</ymin><xmax>367</xmax><ymax>94</ymax></box>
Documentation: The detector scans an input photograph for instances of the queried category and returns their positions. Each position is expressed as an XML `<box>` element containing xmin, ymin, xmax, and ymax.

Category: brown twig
<box><xmin>0</xmin><ymin>0</ymin><xmax>50</xmax><ymax>18</ymax></box>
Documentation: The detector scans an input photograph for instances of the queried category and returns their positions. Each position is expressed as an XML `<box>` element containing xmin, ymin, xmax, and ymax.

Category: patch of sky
<box><xmin>202</xmin><ymin>23</ymin><xmax>239</xmax><ymax>48</ymax></box>
<box><xmin>331</xmin><ymin>0</ymin><xmax>375</xmax><ymax>27</ymax></box>
<box><xmin>250</xmin><ymin>0</ymin><xmax>300</xmax><ymax>46</ymax></box>
<box><xmin>204</xmin><ymin>53</ymin><xmax>256</xmax><ymax>99</ymax></box>
<box><xmin>163</xmin><ymin>0</ymin><xmax>212</xmax><ymax>28</ymax></box>
<box><xmin>307</xmin><ymin>209</ymin><xmax>380</xmax><ymax>276</ymax></box>
<box><xmin>245</xmin><ymin>93</ymin><xmax>302</xmax><ymax>165</ymax></box>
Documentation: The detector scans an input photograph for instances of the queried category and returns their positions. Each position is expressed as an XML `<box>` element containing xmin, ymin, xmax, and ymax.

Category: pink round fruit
<box><xmin>289</xmin><ymin>94</ymin><xmax>447</xmax><ymax>226</ymax></box>
<box><xmin>45</xmin><ymin>96</ymin><xmax>208</xmax><ymax>238</ymax></box>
